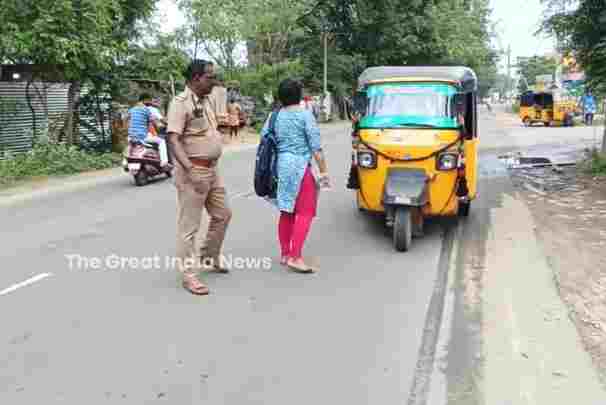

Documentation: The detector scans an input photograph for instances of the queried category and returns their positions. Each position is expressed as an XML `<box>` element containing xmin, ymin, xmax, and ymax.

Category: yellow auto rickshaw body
<box><xmin>519</xmin><ymin>90</ymin><xmax>575</xmax><ymax>127</ymax></box>
<box><xmin>349</xmin><ymin>66</ymin><xmax>479</xmax><ymax>251</ymax></box>
<box><xmin>355</xmin><ymin>128</ymin><xmax>474</xmax><ymax>216</ymax></box>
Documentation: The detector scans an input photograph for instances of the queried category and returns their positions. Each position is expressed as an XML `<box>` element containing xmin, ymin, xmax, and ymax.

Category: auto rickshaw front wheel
<box><xmin>393</xmin><ymin>206</ymin><xmax>412</xmax><ymax>252</ymax></box>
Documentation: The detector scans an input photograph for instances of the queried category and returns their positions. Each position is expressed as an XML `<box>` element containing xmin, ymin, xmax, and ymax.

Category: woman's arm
<box><xmin>313</xmin><ymin>150</ymin><xmax>328</xmax><ymax>179</ymax></box>
<box><xmin>304</xmin><ymin>111</ymin><xmax>330</xmax><ymax>187</ymax></box>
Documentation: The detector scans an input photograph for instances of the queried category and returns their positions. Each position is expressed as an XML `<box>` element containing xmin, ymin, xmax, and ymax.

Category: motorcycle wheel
<box><xmin>134</xmin><ymin>171</ymin><xmax>148</xmax><ymax>186</ymax></box>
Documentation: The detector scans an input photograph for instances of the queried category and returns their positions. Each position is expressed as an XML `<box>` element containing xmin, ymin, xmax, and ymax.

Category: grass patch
<box><xmin>0</xmin><ymin>143</ymin><xmax>122</xmax><ymax>188</ymax></box>
<box><xmin>581</xmin><ymin>149</ymin><xmax>606</xmax><ymax>176</ymax></box>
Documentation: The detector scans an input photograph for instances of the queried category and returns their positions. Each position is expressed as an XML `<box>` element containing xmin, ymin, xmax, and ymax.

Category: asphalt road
<box><xmin>2</xmin><ymin>106</ymin><xmax>596</xmax><ymax>404</ymax></box>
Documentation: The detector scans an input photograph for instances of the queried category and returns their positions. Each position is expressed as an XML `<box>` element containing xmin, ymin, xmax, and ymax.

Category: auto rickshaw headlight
<box><xmin>437</xmin><ymin>153</ymin><xmax>458</xmax><ymax>171</ymax></box>
<box><xmin>357</xmin><ymin>151</ymin><xmax>377</xmax><ymax>169</ymax></box>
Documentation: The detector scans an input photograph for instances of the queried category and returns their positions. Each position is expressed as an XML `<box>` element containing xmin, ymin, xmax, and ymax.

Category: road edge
<box><xmin>0</xmin><ymin>142</ymin><xmax>260</xmax><ymax>207</ymax></box>
<box><xmin>407</xmin><ymin>220</ymin><xmax>458</xmax><ymax>405</ymax></box>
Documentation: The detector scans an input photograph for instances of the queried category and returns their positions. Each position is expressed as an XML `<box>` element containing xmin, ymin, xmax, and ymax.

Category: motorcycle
<box><xmin>122</xmin><ymin>133</ymin><xmax>173</xmax><ymax>186</ymax></box>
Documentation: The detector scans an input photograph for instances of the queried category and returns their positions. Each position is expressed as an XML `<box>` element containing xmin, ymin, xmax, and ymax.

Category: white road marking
<box><xmin>0</xmin><ymin>273</ymin><xmax>53</xmax><ymax>297</ymax></box>
<box><xmin>230</xmin><ymin>190</ymin><xmax>255</xmax><ymax>199</ymax></box>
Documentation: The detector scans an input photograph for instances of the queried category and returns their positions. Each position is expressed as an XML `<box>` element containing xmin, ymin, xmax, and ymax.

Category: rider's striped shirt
<box><xmin>128</xmin><ymin>105</ymin><xmax>152</xmax><ymax>141</ymax></box>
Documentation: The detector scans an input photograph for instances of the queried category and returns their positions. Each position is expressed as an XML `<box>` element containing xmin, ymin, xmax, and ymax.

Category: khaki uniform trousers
<box><xmin>175</xmin><ymin>163</ymin><xmax>232</xmax><ymax>276</ymax></box>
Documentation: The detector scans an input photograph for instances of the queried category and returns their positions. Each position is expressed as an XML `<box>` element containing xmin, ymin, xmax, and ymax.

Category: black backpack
<box><xmin>254</xmin><ymin>110</ymin><xmax>279</xmax><ymax>198</ymax></box>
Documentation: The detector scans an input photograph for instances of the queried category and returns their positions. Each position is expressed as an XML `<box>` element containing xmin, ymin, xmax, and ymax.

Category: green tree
<box><xmin>242</xmin><ymin>0</ymin><xmax>310</xmax><ymax>65</ymax></box>
<box><xmin>515</xmin><ymin>55</ymin><xmax>558</xmax><ymax>92</ymax></box>
<box><xmin>429</xmin><ymin>0</ymin><xmax>498</xmax><ymax>98</ymax></box>
<box><xmin>0</xmin><ymin>0</ymin><xmax>158</xmax><ymax>144</ymax></box>
<box><xmin>177</xmin><ymin>0</ymin><xmax>245</xmax><ymax>71</ymax></box>
<box><xmin>541</xmin><ymin>0</ymin><xmax>606</xmax><ymax>94</ymax></box>
<box><xmin>297</xmin><ymin>0</ymin><xmax>498</xmax><ymax>98</ymax></box>
<box><xmin>122</xmin><ymin>33</ymin><xmax>190</xmax><ymax>84</ymax></box>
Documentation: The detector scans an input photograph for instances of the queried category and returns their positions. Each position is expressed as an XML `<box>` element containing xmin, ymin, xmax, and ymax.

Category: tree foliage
<box><xmin>0</xmin><ymin>0</ymin><xmax>158</xmax><ymax>144</ymax></box>
<box><xmin>297</xmin><ymin>0</ymin><xmax>498</xmax><ymax>98</ymax></box>
<box><xmin>225</xmin><ymin>60</ymin><xmax>306</xmax><ymax>104</ymax></box>
<box><xmin>0</xmin><ymin>0</ymin><xmax>157</xmax><ymax>79</ymax></box>
<box><xmin>541</xmin><ymin>0</ymin><xmax>606</xmax><ymax>93</ymax></box>
<box><xmin>515</xmin><ymin>55</ymin><xmax>558</xmax><ymax>92</ymax></box>
<box><xmin>177</xmin><ymin>0</ymin><xmax>246</xmax><ymax>70</ymax></box>
<box><xmin>122</xmin><ymin>33</ymin><xmax>190</xmax><ymax>83</ymax></box>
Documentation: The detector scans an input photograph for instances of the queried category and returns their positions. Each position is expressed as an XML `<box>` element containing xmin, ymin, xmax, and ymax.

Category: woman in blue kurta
<box><xmin>260</xmin><ymin>79</ymin><xmax>330</xmax><ymax>272</ymax></box>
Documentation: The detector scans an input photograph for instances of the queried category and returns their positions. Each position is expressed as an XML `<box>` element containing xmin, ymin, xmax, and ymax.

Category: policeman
<box><xmin>166</xmin><ymin>59</ymin><xmax>232</xmax><ymax>295</ymax></box>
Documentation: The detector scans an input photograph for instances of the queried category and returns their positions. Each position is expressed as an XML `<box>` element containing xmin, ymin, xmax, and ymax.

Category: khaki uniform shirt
<box><xmin>167</xmin><ymin>86</ymin><xmax>222</xmax><ymax>160</ymax></box>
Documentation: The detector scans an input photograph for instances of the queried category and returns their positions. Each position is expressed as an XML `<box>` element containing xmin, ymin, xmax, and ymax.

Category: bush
<box><xmin>0</xmin><ymin>143</ymin><xmax>122</xmax><ymax>187</ymax></box>
<box><xmin>511</xmin><ymin>103</ymin><xmax>520</xmax><ymax>114</ymax></box>
<box><xmin>582</xmin><ymin>149</ymin><xmax>606</xmax><ymax>176</ymax></box>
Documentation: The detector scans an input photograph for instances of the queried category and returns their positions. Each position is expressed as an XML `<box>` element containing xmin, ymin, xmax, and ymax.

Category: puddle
<box><xmin>478</xmin><ymin>154</ymin><xmax>509</xmax><ymax>179</ymax></box>
<box><xmin>497</xmin><ymin>146</ymin><xmax>585</xmax><ymax>194</ymax></box>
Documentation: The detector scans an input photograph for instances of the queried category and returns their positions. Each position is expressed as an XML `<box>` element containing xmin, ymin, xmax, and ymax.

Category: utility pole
<box><xmin>323</xmin><ymin>31</ymin><xmax>328</xmax><ymax>96</ymax></box>
<box><xmin>321</xmin><ymin>28</ymin><xmax>328</xmax><ymax>122</ymax></box>
<box><xmin>506</xmin><ymin>45</ymin><xmax>512</xmax><ymax>100</ymax></box>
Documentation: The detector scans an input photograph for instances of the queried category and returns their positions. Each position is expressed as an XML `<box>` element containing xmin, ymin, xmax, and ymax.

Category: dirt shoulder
<box><xmin>513</xmin><ymin>165</ymin><xmax>606</xmax><ymax>388</ymax></box>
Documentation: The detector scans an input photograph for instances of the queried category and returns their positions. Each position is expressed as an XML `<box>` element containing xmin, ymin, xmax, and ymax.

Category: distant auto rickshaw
<box><xmin>519</xmin><ymin>90</ymin><xmax>575</xmax><ymax>127</ymax></box>
<box><xmin>347</xmin><ymin>66</ymin><xmax>478</xmax><ymax>252</ymax></box>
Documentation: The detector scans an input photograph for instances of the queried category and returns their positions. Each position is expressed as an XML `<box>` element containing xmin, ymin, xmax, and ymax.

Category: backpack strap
<box><xmin>268</xmin><ymin>109</ymin><xmax>279</xmax><ymax>140</ymax></box>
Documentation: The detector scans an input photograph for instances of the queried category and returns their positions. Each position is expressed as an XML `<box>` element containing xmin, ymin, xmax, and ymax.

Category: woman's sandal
<box><xmin>182</xmin><ymin>274</ymin><xmax>210</xmax><ymax>295</ymax></box>
<box><xmin>286</xmin><ymin>259</ymin><xmax>314</xmax><ymax>273</ymax></box>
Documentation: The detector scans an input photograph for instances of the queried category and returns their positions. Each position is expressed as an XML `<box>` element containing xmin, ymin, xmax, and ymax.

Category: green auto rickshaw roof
<box><xmin>357</xmin><ymin>66</ymin><xmax>478</xmax><ymax>92</ymax></box>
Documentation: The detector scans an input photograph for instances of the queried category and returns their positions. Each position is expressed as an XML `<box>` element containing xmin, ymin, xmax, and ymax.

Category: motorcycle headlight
<box><xmin>437</xmin><ymin>153</ymin><xmax>458</xmax><ymax>171</ymax></box>
<box><xmin>357</xmin><ymin>150</ymin><xmax>377</xmax><ymax>169</ymax></box>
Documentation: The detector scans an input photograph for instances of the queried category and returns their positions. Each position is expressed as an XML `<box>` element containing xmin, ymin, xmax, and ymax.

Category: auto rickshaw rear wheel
<box><xmin>393</xmin><ymin>207</ymin><xmax>412</xmax><ymax>252</ymax></box>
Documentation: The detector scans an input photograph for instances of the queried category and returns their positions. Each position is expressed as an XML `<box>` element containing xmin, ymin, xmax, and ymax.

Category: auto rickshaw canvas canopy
<box><xmin>357</xmin><ymin>66</ymin><xmax>477</xmax><ymax>92</ymax></box>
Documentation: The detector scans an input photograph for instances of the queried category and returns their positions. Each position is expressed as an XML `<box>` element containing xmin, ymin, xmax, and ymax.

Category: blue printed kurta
<box><xmin>260</xmin><ymin>108</ymin><xmax>322</xmax><ymax>213</ymax></box>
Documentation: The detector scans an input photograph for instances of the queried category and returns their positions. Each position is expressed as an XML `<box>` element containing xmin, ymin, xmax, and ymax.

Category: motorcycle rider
<box><xmin>128</xmin><ymin>93</ymin><xmax>169</xmax><ymax>167</ymax></box>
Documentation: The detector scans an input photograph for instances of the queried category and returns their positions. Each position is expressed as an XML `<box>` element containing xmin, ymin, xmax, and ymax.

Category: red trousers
<box><xmin>278</xmin><ymin>166</ymin><xmax>317</xmax><ymax>259</ymax></box>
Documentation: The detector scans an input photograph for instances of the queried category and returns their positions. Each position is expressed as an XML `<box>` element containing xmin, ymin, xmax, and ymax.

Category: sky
<box><xmin>155</xmin><ymin>0</ymin><xmax>556</xmax><ymax>76</ymax></box>
<box><xmin>489</xmin><ymin>0</ymin><xmax>556</xmax><ymax>73</ymax></box>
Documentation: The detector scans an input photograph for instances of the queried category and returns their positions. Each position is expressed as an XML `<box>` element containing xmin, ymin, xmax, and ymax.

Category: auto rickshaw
<box><xmin>347</xmin><ymin>66</ymin><xmax>478</xmax><ymax>252</ymax></box>
<box><xmin>519</xmin><ymin>90</ymin><xmax>575</xmax><ymax>127</ymax></box>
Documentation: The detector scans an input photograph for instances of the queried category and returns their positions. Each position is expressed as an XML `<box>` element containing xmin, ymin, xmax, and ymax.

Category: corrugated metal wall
<box><xmin>0</xmin><ymin>82</ymin><xmax>112</xmax><ymax>157</ymax></box>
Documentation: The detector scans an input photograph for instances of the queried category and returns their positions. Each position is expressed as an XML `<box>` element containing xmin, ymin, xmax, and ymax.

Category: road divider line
<box><xmin>0</xmin><ymin>273</ymin><xmax>53</xmax><ymax>297</ymax></box>
<box><xmin>230</xmin><ymin>190</ymin><xmax>255</xmax><ymax>199</ymax></box>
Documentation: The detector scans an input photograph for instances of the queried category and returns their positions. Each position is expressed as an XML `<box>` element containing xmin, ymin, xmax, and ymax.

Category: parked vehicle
<box><xmin>348</xmin><ymin>66</ymin><xmax>479</xmax><ymax>252</ymax></box>
<box><xmin>519</xmin><ymin>90</ymin><xmax>576</xmax><ymax>127</ymax></box>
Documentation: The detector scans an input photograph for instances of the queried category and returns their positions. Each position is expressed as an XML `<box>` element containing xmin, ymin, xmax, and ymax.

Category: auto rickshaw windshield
<box><xmin>360</xmin><ymin>82</ymin><xmax>459</xmax><ymax>129</ymax></box>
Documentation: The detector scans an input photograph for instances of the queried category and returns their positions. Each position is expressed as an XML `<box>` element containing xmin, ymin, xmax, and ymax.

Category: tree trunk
<box><xmin>65</xmin><ymin>81</ymin><xmax>81</xmax><ymax>145</ymax></box>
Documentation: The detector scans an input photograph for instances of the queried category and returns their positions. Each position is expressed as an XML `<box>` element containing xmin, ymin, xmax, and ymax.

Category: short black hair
<box><xmin>139</xmin><ymin>93</ymin><xmax>152</xmax><ymax>102</ymax></box>
<box><xmin>184</xmin><ymin>59</ymin><xmax>213</xmax><ymax>82</ymax></box>
<box><xmin>278</xmin><ymin>78</ymin><xmax>303</xmax><ymax>107</ymax></box>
